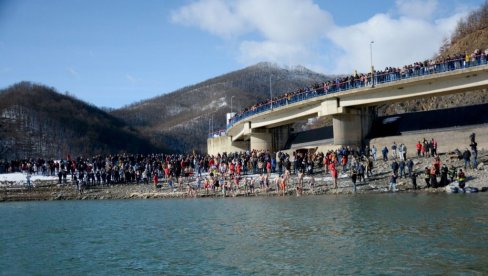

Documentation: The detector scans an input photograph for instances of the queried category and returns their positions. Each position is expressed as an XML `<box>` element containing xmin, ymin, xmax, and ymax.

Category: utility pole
<box><xmin>370</xmin><ymin>41</ymin><xmax>374</xmax><ymax>87</ymax></box>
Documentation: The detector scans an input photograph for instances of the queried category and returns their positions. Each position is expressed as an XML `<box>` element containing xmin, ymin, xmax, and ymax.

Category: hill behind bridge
<box><xmin>111</xmin><ymin>62</ymin><xmax>334</xmax><ymax>153</ymax></box>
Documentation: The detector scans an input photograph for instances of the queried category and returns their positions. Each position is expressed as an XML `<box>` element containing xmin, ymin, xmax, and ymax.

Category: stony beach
<box><xmin>1</xmin><ymin>149</ymin><xmax>487</xmax><ymax>202</ymax></box>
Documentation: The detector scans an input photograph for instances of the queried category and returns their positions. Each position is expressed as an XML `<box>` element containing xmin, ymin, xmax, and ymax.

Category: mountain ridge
<box><xmin>110</xmin><ymin>62</ymin><xmax>334</xmax><ymax>152</ymax></box>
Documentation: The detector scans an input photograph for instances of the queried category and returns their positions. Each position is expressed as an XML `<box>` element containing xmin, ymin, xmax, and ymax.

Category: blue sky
<box><xmin>0</xmin><ymin>0</ymin><xmax>484</xmax><ymax>108</ymax></box>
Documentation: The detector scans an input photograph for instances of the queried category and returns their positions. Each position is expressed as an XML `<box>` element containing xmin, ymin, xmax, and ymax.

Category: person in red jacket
<box><xmin>324</xmin><ymin>154</ymin><xmax>330</xmax><ymax>175</ymax></box>
<box><xmin>341</xmin><ymin>155</ymin><xmax>347</xmax><ymax>173</ymax></box>
<box><xmin>416</xmin><ymin>141</ymin><xmax>422</xmax><ymax>157</ymax></box>
<box><xmin>153</xmin><ymin>171</ymin><xmax>158</xmax><ymax>188</ymax></box>
<box><xmin>329</xmin><ymin>162</ymin><xmax>338</xmax><ymax>189</ymax></box>
<box><xmin>236</xmin><ymin>163</ymin><xmax>242</xmax><ymax>176</ymax></box>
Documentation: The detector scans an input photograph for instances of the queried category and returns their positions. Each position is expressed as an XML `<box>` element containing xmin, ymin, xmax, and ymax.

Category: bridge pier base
<box><xmin>250</xmin><ymin>130</ymin><xmax>272</xmax><ymax>152</ymax></box>
<box><xmin>207</xmin><ymin>136</ymin><xmax>249</xmax><ymax>156</ymax></box>
<box><xmin>333</xmin><ymin>107</ymin><xmax>375</xmax><ymax>147</ymax></box>
<box><xmin>250</xmin><ymin>125</ymin><xmax>291</xmax><ymax>153</ymax></box>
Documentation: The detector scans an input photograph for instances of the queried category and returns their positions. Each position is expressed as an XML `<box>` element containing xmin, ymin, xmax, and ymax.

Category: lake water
<box><xmin>1</xmin><ymin>193</ymin><xmax>488</xmax><ymax>275</ymax></box>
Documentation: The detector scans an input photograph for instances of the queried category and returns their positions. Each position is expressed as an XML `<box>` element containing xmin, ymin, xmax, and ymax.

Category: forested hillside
<box><xmin>0</xmin><ymin>82</ymin><xmax>164</xmax><ymax>160</ymax></box>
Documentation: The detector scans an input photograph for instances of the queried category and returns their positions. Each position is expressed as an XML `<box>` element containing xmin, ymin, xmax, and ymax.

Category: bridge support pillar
<box><xmin>250</xmin><ymin>125</ymin><xmax>292</xmax><ymax>153</ymax></box>
<box><xmin>250</xmin><ymin>130</ymin><xmax>272</xmax><ymax>152</ymax></box>
<box><xmin>271</xmin><ymin>125</ymin><xmax>292</xmax><ymax>152</ymax></box>
<box><xmin>333</xmin><ymin>107</ymin><xmax>375</xmax><ymax>147</ymax></box>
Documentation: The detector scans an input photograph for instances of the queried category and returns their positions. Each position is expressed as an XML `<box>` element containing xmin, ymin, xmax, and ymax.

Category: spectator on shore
<box><xmin>406</xmin><ymin>159</ymin><xmax>414</xmax><ymax>177</ymax></box>
<box><xmin>423</xmin><ymin>167</ymin><xmax>431</xmax><ymax>188</ymax></box>
<box><xmin>411</xmin><ymin>172</ymin><xmax>418</xmax><ymax>190</ymax></box>
<box><xmin>330</xmin><ymin>162</ymin><xmax>338</xmax><ymax>189</ymax></box>
<box><xmin>416</xmin><ymin>141</ymin><xmax>422</xmax><ymax>157</ymax></box>
<box><xmin>440</xmin><ymin>164</ymin><xmax>449</xmax><ymax>187</ymax></box>
<box><xmin>470</xmin><ymin>137</ymin><xmax>478</xmax><ymax>169</ymax></box>
<box><xmin>399</xmin><ymin>160</ymin><xmax>405</xmax><ymax>178</ymax></box>
<box><xmin>371</xmin><ymin>145</ymin><xmax>377</xmax><ymax>161</ymax></box>
<box><xmin>389</xmin><ymin>172</ymin><xmax>398</xmax><ymax>192</ymax></box>
<box><xmin>382</xmin><ymin>146</ymin><xmax>389</xmax><ymax>161</ymax></box>
<box><xmin>463</xmin><ymin>148</ymin><xmax>472</xmax><ymax>169</ymax></box>
<box><xmin>430</xmin><ymin>166</ymin><xmax>438</xmax><ymax>188</ymax></box>
<box><xmin>458</xmin><ymin>169</ymin><xmax>466</xmax><ymax>188</ymax></box>
<box><xmin>391</xmin><ymin>160</ymin><xmax>399</xmax><ymax>175</ymax></box>
<box><xmin>350</xmin><ymin>167</ymin><xmax>358</xmax><ymax>192</ymax></box>
<box><xmin>391</xmin><ymin>142</ymin><xmax>398</xmax><ymax>160</ymax></box>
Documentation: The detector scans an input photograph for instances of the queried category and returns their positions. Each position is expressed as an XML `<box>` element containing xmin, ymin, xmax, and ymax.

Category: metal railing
<box><xmin>226</xmin><ymin>56</ymin><xmax>488</xmax><ymax>130</ymax></box>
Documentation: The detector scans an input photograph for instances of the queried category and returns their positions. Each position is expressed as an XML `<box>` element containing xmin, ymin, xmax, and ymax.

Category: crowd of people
<box><xmin>228</xmin><ymin>49</ymin><xmax>488</xmax><ymax>128</ymax></box>
<box><xmin>0</xmin><ymin>132</ymin><xmax>480</xmax><ymax>195</ymax></box>
<box><xmin>385</xmin><ymin>134</ymin><xmax>478</xmax><ymax>192</ymax></box>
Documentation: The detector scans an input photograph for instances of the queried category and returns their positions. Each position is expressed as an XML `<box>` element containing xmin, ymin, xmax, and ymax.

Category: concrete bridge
<box><xmin>208</xmin><ymin>63</ymin><xmax>488</xmax><ymax>155</ymax></box>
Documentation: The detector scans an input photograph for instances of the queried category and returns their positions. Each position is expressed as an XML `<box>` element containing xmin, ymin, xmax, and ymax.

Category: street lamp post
<box><xmin>370</xmin><ymin>41</ymin><xmax>374</xmax><ymax>87</ymax></box>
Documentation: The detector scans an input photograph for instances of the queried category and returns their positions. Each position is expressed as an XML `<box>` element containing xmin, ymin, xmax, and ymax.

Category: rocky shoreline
<box><xmin>1</xmin><ymin>150</ymin><xmax>487</xmax><ymax>202</ymax></box>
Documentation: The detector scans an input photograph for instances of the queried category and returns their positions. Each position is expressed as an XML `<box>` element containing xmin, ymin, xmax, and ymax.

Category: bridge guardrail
<box><xmin>227</xmin><ymin>57</ymin><xmax>488</xmax><ymax>130</ymax></box>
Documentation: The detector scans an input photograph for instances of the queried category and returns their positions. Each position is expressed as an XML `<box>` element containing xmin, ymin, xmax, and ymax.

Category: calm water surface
<box><xmin>1</xmin><ymin>193</ymin><xmax>487</xmax><ymax>275</ymax></box>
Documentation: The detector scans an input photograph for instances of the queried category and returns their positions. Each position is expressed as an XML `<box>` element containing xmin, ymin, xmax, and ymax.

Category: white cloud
<box><xmin>172</xmin><ymin>0</ymin><xmax>332</xmax><ymax>68</ymax></box>
<box><xmin>236</xmin><ymin>0</ymin><xmax>331</xmax><ymax>43</ymax></box>
<box><xmin>172</xmin><ymin>0</ymin><xmax>471</xmax><ymax>75</ymax></box>
<box><xmin>327</xmin><ymin>11</ymin><xmax>466</xmax><ymax>74</ymax></box>
<box><xmin>171</xmin><ymin>0</ymin><xmax>249</xmax><ymax>38</ymax></box>
<box><xmin>395</xmin><ymin>0</ymin><xmax>438</xmax><ymax>19</ymax></box>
